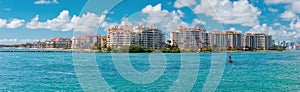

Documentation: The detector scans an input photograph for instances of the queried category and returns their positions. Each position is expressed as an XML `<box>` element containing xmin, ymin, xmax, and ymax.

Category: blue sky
<box><xmin>0</xmin><ymin>0</ymin><xmax>300</xmax><ymax>44</ymax></box>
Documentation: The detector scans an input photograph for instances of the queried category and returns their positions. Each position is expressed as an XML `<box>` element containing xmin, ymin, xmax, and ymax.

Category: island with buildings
<box><xmin>2</xmin><ymin>25</ymin><xmax>295</xmax><ymax>53</ymax></box>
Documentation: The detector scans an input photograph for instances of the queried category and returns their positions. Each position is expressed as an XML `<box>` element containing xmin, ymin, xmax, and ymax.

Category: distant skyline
<box><xmin>0</xmin><ymin>0</ymin><xmax>300</xmax><ymax>44</ymax></box>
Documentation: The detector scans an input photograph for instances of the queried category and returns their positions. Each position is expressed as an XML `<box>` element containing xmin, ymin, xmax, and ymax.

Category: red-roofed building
<box><xmin>46</xmin><ymin>38</ymin><xmax>72</xmax><ymax>48</ymax></box>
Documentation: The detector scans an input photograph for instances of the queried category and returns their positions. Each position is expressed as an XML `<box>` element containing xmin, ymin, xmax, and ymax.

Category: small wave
<box><xmin>47</xmin><ymin>71</ymin><xmax>75</xmax><ymax>75</ymax></box>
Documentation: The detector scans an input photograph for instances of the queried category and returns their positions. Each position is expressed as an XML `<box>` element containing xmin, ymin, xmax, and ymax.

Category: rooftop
<box><xmin>175</xmin><ymin>26</ymin><xmax>206</xmax><ymax>32</ymax></box>
<box><xmin>245</xmin><ymin>33</ymin><xmax>272</xmax><ymax>36</ymax></box>
<box><xmin>209</xmin><ymin>30</ymin><xmax>241</xmax><ymax>34</ymax></box>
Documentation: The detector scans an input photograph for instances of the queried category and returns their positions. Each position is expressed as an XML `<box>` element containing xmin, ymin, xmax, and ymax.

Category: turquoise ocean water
<box><xmin>0</xmin><ymin>48</ymin><xmax>300</xmax><ymax>91</ymax></box>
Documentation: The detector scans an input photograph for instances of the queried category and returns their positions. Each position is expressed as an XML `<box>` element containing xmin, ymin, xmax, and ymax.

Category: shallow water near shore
<box><xmin>0</xmin><ymin>50</ymin><xmax>300</xmax><ymax>91</ymax></box>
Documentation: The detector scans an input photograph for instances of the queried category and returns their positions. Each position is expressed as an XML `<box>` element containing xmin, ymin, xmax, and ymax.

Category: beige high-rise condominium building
<box><xmin>136</xmin><ymin>26</ymin><xmax>165</xmax><ymax>49</ymax></box>
<box><xmin>208</xmin><ymin>30</ymin><xmax>227</xmax><ymax>48</ymax></box>
<box><xmin>170</xmin><ymin>26</ymin><xmax>208</xmax><ymax>50</ymax></box>
<box><xmin>244</xmin><ymin>33</ymin><xmax>272</xmax><ymax>50</ymax></box>
<box><xmin>208</xmin><ymin>30</ymin><xmax>243</xmax><ymax>49</ymax></box>
<box><xmin>225</xmin><ymin>31</ymin><xmax>243</xmax><ymax>48</ymax></box>
<box><xmin>106</xmin><ymin>25</ymin><xmax>273</xmax><ymax>51</ymax></box>
<box><xmin>107</xmin><ymin>25</ymin><xmax>138</xmax><ymax>48</ymax></box>
<box><xmin>107</xmin><ymin>25</ymin><xmax>165</xmax><ymax>49</ymax></box>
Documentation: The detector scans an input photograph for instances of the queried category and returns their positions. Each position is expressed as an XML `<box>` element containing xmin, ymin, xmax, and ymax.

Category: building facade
<box><xmin>170</xmin><ymin>26</ymin><xmax>208</xmax><ymax>50</ymax></box>
<box><xmin>225</xmin><ymin>31</ymin><xmax>243</xmax><ymax>49</ymax></box>
<box><xmin>29</xmin><ymin>25</ymin><xmax>275</xmax><ymax>51</ymax></box>
<box><xmin>45</xmin><ymin>38</ymin><xmax>72</xmax><ymax>48</ymax></box>
<box><xmin>208</xmin><ymin>30</ymin><xmax>242</xmax><ymax>49</ymax></box>
<box><xmin>137</xmin><ymin>26</ymin><xmax>165</xmax><ymax>49</ymax></box>
<box><xmin>33</xmin><ymin>41</ymin><xmax>47</xmax><ymax>48</ymax></box>
<box><xmin>107</xmin><ymin>25</ymin><xmax>165</xmax><ymax>49</ymax></box>
<box><xmin>107</xmin><ymin>25</ymin><xmax>139</xmax><ymax>48</ymax></box>
<box><xmin>244</xmin><ymin>33</ymin><xmax>272</xmax><ymax>50</ymax></box>
<box><xmin>208</xmin><ymin>30</ymin><xmax>227</xmax><ymax>48</ymax></box>
<box><xmin>72</xmin><ymin>34</ymin><xmax>101</xmax><ymax>49</ymax></box>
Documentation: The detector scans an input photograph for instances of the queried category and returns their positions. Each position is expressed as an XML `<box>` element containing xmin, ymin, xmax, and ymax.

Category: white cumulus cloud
<box><xmin>72</xmin><ymin>13</ymin><xmax>108</xmax><ymax>33</ymax></box>
<box><xmin>265</xmin><ymin>0</ymin><xmax>300</xmax><ymax>13</ymax></box>
<box><xmin>248</xmin><ymin>23</ymin><xmax>297</xmax><ymax>40</ymax></box>
<box><xmin>264</xmin><ymin>0</ymin><xmax>294</xmax><ymax>4</ymax></box>
<box><xmin>290</xmin><ymin>20</ymin><xmax>300</xmax><ymax>33</ymax></box>
<box><xmin>280</xmin><ymin>11</ymin><xmax>297</xmax><ymax>20</ymax></box>
<box><xmin>34</xmin><ymin>0</ymin><xmax>59</xmax><ymax>5</ymax></box>
<box><xmin>141</xmin><ymin>4</ymin><xmax>189</xmax><ymax>32</ymax></box>
<box><xmin>266</xmin><ymin>1</ymin><xmax>300</xmax><ymax>21</ymax></box>
<box><xmin>6</xmin><ymin>19</ymin><xmax>25</xmax><ymax>29</ymax></box>
<box><xmin>291</xmin><ymin>1</ymin><xmax>300</xmax><ymax>14</ymax></box>
<box><xmin>193</xmin><ymin>0</ymin><xmax>261</xmax><ymax>27</ymax></box>
<box><xmin>122</xmin><ymin>3</ymin><xmax>206</xmax><ymax>33</ymax></box>
<box><xmin>0</xmin><ymin>18</ymin><xmax>25</xmax><ymax>29</ymax></box>
<box><xmin>174</xmin><ymin>0</ymin><xmax>197</xmax><ymax>8</ymax></box>
<box><xmin>191</xmin><ymin>18</ymin><xmax>206</xmax><ymax>27</ymax></box>
<box><xmin>0</xmin><ymin>19</ymin><xmax>7</xmax><ymax>28</ymax></box>
<box><xmin>26</xmin><ymin>10</ymin><xmax>108</xmax><ymax>33</ymax></box>
<box><xmin>0</xmin><ymin>38</ymin><xmax>46</xmax><ymax>45</ymax></box>
<box><xmin>26</xmin><ymin>10</ymin><xmax>72</xmax><ymax>31</ymax></box>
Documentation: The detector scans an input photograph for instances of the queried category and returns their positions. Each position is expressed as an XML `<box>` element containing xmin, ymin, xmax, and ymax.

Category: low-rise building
<box><xmin>33</xmin><ymin>41</ymin><xmax>47</xmax><ymax>48</ymax></box>
<box><xmin>46</xmin><ymin>38</ymin><xmax>72</xmax><ymax>48</ymax></box>
<box><xmin>72</xmin><ymin>34</ymin><xmax>101</xmax><ymax>49</ymax></box>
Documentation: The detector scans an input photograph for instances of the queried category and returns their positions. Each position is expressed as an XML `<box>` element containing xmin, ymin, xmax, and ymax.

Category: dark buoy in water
<box><xmin>228</xmin><ymin>56</ymin><xmax>233</xmax><ymax>64</ymax></box>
